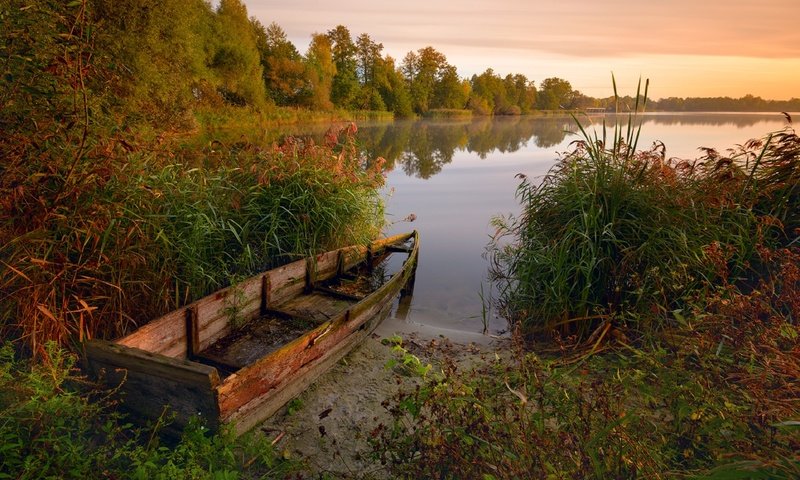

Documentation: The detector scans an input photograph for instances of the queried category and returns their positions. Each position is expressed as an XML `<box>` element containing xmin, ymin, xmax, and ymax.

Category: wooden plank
<box><xmin>370</xmin><ymin>232</ymin><xmax>414</xmax><ymax>252</ymax></box>
<box><xmin>118</xmin><ymin>309</ymin><xmax>187</xmax><ymax>358</ymax></box>
<box><xmin>314</xmin><ymin>285</ymin><xmax>366</xmax><ymax>302</ymax></box>
<box><xmin>86</xmin><ymin>340</ymin><xmax>220</xmax><ymax>386</ymax></box>
<box><xmin>276</xmin><ymin>292</ymin><xmax>354</xmax><ymax>324</ymax></box>
<box><xmin>197</xmin><ymin>316</ymin><xmax>312</xmax><ymax>372</ymax></box>
<box><xmin>266</xmin><ymin>259</ymin><xmax>306</xmax><ymax>305</ymax></box>
<box><xmin>186</xmin><ymin>306</ymin><xmax>199</xmax><ymax>356</ymax></box>
<box><xmin>193</xmin><ymin>275</ymin><xmax>264</xmax><ymax>352</ymax></box>
<box><xmin>311</xmin><ymin>249</ymin><xmax>341</xmax><ymax>283</ymax></box>
<box><xmin>340</xmin><ymin>245</ymin><xmax>367</xmax><ymax>272</ymax></box>
<box><xmin>84</xmin><ymin>340</ymin><xmax>220</xmax><ymax>433</ymax></box>
<box><xmin>225</xmin><ymin>301</ymin><xmax>393</xmax><ymax>435</ymax></box>
<box><xmin>216</xmin><ymin>318</ymin><xmax>342</xmax><ymax>420</ymax></box>
<box><xmin>117</xmin><ymin>271</ymin><xmax>265</xmax><ymax>358</ymax></box>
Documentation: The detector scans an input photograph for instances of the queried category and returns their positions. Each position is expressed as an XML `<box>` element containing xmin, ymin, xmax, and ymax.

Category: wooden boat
<box><xmin>83</xmin><ymin>231</ymin><xmax>418</xmax><ymax>436</ymax></box>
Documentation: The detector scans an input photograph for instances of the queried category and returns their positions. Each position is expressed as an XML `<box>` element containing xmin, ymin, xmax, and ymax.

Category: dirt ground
<box><xmin>257</xmin><ymin>315</ymin><xmax>510</xmax><ymax>479</ymax></box>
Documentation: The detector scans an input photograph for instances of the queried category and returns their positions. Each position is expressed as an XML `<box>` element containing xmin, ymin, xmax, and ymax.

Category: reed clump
<box><xmin>489</xmin><ymin>82</ymin><xmax>800</xmax><ymax>339</ymax></box>
<box><xmin>423</xmin><ymin>108</ymin><xmax>473</xmax><ymax>119</ymax></box>
<box><xmin>1</xmin><ymin>122</ymin><xmax>384</xmax><ymax>356</ymax></box>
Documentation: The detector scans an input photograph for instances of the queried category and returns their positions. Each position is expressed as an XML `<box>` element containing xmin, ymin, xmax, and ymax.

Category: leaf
<box><xmin>773</xmin><ymin>420</ymin><xmax>800</xmax><ymax>428</ymax></box>
<box><xmin>36</xmin><ymin>304</ymin><xmax>58</xmax><ymax>322</ymax></box>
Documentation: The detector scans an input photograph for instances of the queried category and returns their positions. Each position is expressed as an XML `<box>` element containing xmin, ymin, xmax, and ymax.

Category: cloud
<box><xmin>247</xmin><ymin>0</ymin><xmax>800</xmax><ymax>58</ymax></box>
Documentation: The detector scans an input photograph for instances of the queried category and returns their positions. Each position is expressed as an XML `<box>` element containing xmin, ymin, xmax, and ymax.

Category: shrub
<box><xmin>489</xmin><ymin>101</ymin><xmax>799</xmax><ymax>338</ymax></box>
<box><xmin>0</xmin><ymin>342</ymin><xmax>295</xmax><ymax>479</ymax></box>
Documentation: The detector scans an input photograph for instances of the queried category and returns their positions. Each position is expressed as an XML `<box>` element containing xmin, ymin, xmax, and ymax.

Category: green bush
<box><xmin>489</xmin><ymin>107</ymin><xmax>799</xmax><ymax>338</ymax></box>
<box><xmin>0</xmin><ymin>343</ymin><xmax>295</xmax><ymax>479</ymax></box>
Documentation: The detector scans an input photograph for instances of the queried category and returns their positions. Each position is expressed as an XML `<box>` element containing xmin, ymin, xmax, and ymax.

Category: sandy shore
<box><xmin>257</xmin><ymin>315</ymin><xmax>510</xmax><ymax>478</ymax></box>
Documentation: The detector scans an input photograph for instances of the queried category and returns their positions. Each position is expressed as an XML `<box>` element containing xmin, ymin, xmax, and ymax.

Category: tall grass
<box><xmin>375</xmin><ymin>243</ymin><xmax>799</xmax><ymax>478</ymax></box>
<box><xmin>1</xmin><ymin>121</ymin><xmax>384</xmax><ymax>354</ymax></box>
<box><xmin>0</xmin><ymin>2</ymin><xmax>385</xmax><ymax>355</ymax></box>
<box><xmin>422</xmin><ymin>109</ymin><xmax>473</xmax><ymax>119</ymax></box>
<box><xmin>489</xmin><ymin>80</ymin><xmax>800</xmax><ymax>339</ymax></box>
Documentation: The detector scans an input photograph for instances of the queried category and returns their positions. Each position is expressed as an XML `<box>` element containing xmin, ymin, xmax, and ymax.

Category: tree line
<box><xmin>46</xmin><ymin>0</ymin><xmax>800</xmax><ymax>124</ymax></box>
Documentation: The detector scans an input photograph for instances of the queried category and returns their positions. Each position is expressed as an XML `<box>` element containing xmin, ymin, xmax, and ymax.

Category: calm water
<box><xmin>284</xmin><ymin>113</ymin><xmax>794</xmax><ymax>334</ymax></box>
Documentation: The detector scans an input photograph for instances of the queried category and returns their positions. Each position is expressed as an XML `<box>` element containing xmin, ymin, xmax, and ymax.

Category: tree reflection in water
<box><xmin>206</xmin><ymin>113</ymin><xmax>785</xmax><ymax>181</ymax></box>
<box><xmin>357</xmin><ymin>113</ymin><xmax>782</xmax><ymax>179</ymax></box>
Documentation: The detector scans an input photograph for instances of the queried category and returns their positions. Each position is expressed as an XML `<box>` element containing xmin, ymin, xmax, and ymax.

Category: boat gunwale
<box><xmin>83</xmin><ymin>231</ymin><xmax>419</xmax><ymax>434</ymax></box>
<box><xmin>216</xmin><ymin>231</ymin><xmax>419</xmax><ymax>418</ymax></box>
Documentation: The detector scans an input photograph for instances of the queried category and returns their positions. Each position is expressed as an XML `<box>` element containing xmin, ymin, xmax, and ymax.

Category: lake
<box><xmin>283</xmin><ymin>113</ymin><xmax>794</xmax><ymax>335</ymax></box>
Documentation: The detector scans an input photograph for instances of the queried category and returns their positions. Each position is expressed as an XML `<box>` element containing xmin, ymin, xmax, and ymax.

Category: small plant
<box><xmin>222</xmin><ymin>274</ymin><xmax>249</xmax><ymax>330</ymax></box>
<box><xmin>286</xmin><ymin>398</ymin><xmax>304</xmax><ymax>416</ymax></box>
<box><xmin>382</xmin><ymin>335</ymin><xmax>433</xmax><ymax>378</ymax></box>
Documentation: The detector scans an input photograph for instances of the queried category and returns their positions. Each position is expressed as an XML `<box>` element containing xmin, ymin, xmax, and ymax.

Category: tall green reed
<box><xmin>489</xmin><ymin>80</ymin><xmax>798</xmax><ymax>339</ymax></box>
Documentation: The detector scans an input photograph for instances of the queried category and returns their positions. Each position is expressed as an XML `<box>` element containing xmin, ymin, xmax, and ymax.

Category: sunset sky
<box><xmin>243</xmin><ymin>0</ymin><xmax>800</xmax><ymax>100</ymax></box>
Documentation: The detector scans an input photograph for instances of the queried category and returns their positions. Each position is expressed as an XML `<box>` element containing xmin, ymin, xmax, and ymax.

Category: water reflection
<box><xmin>236</xmin><ymin>113</ymin><xmax>786</xmax><ymax>181</ymax></box>
<box><xmin>197</xmin><ymin>113</ymin><xmax>791</xmax><ymax>334</ymax></box>
<box><xmin>359</xmin><ymin>117</ymin><xmax>576</xmax><ymax>178</ymax></box>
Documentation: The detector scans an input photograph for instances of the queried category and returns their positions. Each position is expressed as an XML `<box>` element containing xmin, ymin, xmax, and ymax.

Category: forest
<box><xmin>5</xmin><ymin>0</ymin><xmax>795</xmax><ymax>132</ymax></box>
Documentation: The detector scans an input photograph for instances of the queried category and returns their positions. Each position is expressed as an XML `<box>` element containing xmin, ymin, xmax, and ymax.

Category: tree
<box><xmin>90</xmin><ymin>0</ymin><xmax>214</xmax><ymax>118</ymax></box>
<box><xmin>378</xmin><ymin>56</ymin><xmax>413</xmax><ymax>116</ymax></box>
<box><xmin>470</xmin><ymin>69</ymin><xmax>506</xmax><ymax>114</ymax></box>
<box><xmin>355</xmin><ymin>33</ymin><xmax>383</xmax><ymax>86</ymax></box>
<box><xmin>251</xmin><ymin>20</ymin><xmax>305</xmax><ymax>105</ymax></box>
<box><xmin>354</xmin><ymin>33</ymin><xmax>387</xmax><ymax>110</ymax></box>
<box><xmin>433</xmin><ymin>64</ymin><xmax>468</xmax><ymax>109</ymax></box>
<box><xmin>303</xmin><ymin>33</ymin><xmax>336</xmax><ymax>110</ymax></box>
<box><xmin>326</xmin><ymin>25</ymin><xmax>359</xmax><ymax>108</ymax></box>
<box><xmin>537</xmin><ymin>77</ymin><xmax>573</xmax><ymax>110</ymax></box>
<box><xmin>504</xmin><ymin>74</ymin><xmax>536</xmax><ymax>114</ymax></box>
<box><xmin>401</xmin><ymin>46</ymin><xmax>460</xmax><ymax>113</ymax></box>
<box><xmin>211</xmin><ymin>0</ymin><xmax>266</xmax><ymax>108</ymax></box>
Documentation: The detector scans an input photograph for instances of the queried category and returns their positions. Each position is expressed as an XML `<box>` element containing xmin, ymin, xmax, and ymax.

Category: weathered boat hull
<box><xmin>84</xmin><ymin>231</ymin><xmax>418</xmax><ymax>435</ymax></box>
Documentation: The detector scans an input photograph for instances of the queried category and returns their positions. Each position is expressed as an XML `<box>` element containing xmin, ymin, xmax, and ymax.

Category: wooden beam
<box><xmin>313</xmin><ymin>286</ymin><xmax>366</xmax><ymax>302</ymax></box>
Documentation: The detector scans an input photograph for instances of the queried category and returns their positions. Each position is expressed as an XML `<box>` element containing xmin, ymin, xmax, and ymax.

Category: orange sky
<box><xmin>244</xmin><ymin>0</ymin><xmax>800</xmax><ymax>100</ymax></box>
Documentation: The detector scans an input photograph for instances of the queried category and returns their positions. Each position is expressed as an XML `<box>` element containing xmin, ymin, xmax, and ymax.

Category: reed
<box><xmin>489</xmin><ymin>80</ymin><xmax>799</xmax><ymax>339</ymax></box>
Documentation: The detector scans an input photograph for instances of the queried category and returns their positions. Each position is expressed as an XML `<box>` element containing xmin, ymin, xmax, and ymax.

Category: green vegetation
<box><xmin>4</xmin><ymin>0</ymin><xmax>791</xmax><ymax>134</ymax></box>
<box><xmin>3</xmin><ymin>1</ymin><xmax>798</xmax><ymax>477</ymax></box>
<box><xmin>0</xmin><ymin>343</ymin><xmax>295</xmax><ymax>479</ymax></box>
<box><xmin>0</xmin><ymin>1</ymin><xmax>385</xmax><ymax>355</ymax></box>
<box><xmin>372</xmin><ymin>86</ymin><xmax>799</xmax><ymax>478</ymax></box>
<box><xmin>422</xmin><ymin>109</ymin><xmax>473</xmax><ymax>119</ymax></box>
<box><xmin>489</xmin><ymin>85</ymin><xmax>800</xmax><ymax>338</ymax></box>
<box><xmin>373</xmin><ymin>290</ymin><xmax>800</xmax><ymax>478</ymax></box>
<box><xmin>1</xmin><ymin>2</ymin><xmax>383</xmax><ymax>476</ymax></box>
